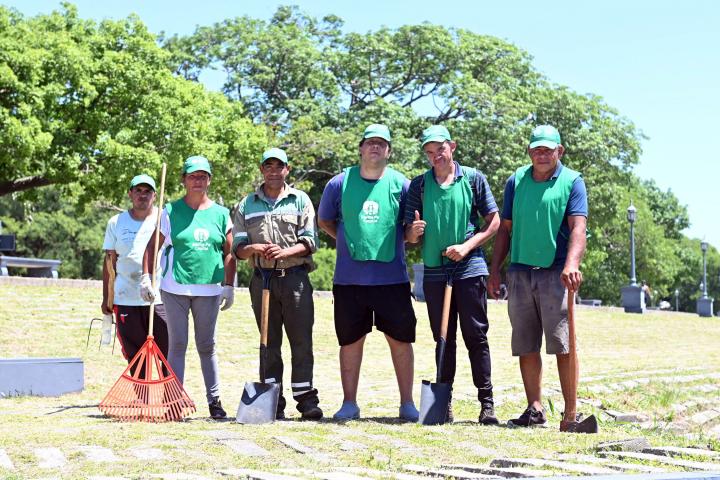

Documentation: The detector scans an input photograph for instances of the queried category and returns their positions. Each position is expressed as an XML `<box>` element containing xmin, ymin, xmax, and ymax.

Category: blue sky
<box><xmin>5</xmin><ymin>0</ymin><xmax>719</xmax><ymax>250</ymax></box>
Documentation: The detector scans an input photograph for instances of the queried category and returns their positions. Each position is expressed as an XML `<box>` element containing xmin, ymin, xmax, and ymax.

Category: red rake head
<box><xmin>99</xmin><ymin>336</ymin><xmax>196</xmax><ymax>422</ymax></box>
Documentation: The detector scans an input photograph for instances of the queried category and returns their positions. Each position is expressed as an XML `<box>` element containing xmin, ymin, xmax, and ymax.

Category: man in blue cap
<box><xmin>405</xmin><ymin>125</ymin><xmax>500</xmax><ymax>424</ymax></box>
<box><xmin>232</xmin><ymin>147</ymin><xmax>322</xmax><ymax>420</ymax></box>
<box><xmin>102</xmin><ymin>174</ymin><xmax>169</xmax><ymax>371</ymax></box>
<box><xmin>318</xmin><ymin>124</ymin><xmax>419</xmax><ymax>422</ymax></box>
<box><xmin>488</xmin><ymin>125</ymin><xmax>591</xmax><ymax>432</ymax></box>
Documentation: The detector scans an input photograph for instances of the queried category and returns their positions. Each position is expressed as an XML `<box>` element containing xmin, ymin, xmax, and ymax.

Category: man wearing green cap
<box><xmin>232</xmin><ymin>147</ymin><xmax>322</xmax><ymax>420</ymax></box>
<box><xmin>318</xmin><ymin>124</ymin><xmax>419</xmax><ymax>421</ymax></box>
<box><xmin>102</xmin><ymin>174</ymin><xmax>169</xmax><ymax>371</ymax></box>
<box><xmin>488</xmin><ymin>125</ymin><xmax>590</xmax><ymax>432</ymax></box>
<box><xmin>405</xmin><ymin>125</ymin><xmax>500</xmax><ymax>424</ymax></box>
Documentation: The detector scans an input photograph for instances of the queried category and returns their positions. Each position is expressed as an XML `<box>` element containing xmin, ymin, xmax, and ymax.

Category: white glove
<box><xmin>140</xmin><ymin>273</ymin><xmax>155</xmax><ymax>303</ymax></box>
<box><xmin>219</xmin><ymin>284</ymin><xmax>234</xmax><ymax>311</ymax></box>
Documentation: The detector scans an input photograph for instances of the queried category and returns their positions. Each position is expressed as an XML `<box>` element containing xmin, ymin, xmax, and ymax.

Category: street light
<box><xmin>627</xmin><ymin>204</ymin><xmax>637</xmax><ymax>286</ymax></box>
<box><xmin>701</xmin><ymin>241</ymin><xmax>708</xmax><ymax>299</ymax></box>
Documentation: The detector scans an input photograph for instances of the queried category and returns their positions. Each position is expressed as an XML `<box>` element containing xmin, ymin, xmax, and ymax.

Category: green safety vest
<box><xmin>341</xmin><ymin>166</ymin><xmax>404</xmax><ymax>262</ymax></box>
<box><xmin>166</xmin><ymin>199</ymin><xmax>227</xmax><ymax>284</ymax></box>
<box><xmin>421</xmin><ymin>167</ymin><xmax>473</xmax><ymax>267</ymax></box>
<box><xmin>510</xmin><ymin>164</ymin><xmax>580</xmax><ymax>267</ymax></box>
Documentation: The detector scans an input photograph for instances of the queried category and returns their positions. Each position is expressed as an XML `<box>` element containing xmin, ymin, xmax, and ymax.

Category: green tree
<box><xmin>0</xmin><ymin>4</ymin><xmax>267</xmax><ymax>205</ymax></box>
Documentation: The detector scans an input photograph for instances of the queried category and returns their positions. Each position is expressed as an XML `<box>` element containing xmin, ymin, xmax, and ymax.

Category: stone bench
<box><xmin>0</xmin><ymin>255</ymin><xmax>61</xmax><ymax>279</ymax></box>
<box><xmin>0</xmin><ymin>358</ymin><xmax>84</xmax><ymax>397</ymax></box>
<box><xmin>580</xmin><ymin>299</ymin><xmax>602</xmax><ymax>306</ymax></box>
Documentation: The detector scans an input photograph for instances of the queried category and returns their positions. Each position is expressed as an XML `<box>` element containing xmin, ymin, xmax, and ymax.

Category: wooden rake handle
<box><xmin>148</xmin><ymin>163</ymin><xmax>167</xmax><ymax>335</ymax></box>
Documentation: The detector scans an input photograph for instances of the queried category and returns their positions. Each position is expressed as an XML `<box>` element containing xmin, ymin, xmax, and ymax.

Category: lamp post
<box><xmin>697</xmin><ymin>240</ymin><xmax>714</xmax><ymax>317</ymax></box>
<box><xmin>627</xmin><ymin>204</ymin><xmax>638</xmax><ymax>286</ymax></box>
<box><xmin>675</xmin><ymin>289</ymin><xmax>679</xmax><ymax>312</ymax></box>
<box><xmin>701</xmin><ymin>241</ymin><xmax>708</xmax><ymax>299</ymax></box>
<box><xmin>620</xmin><ymin>203</ymin><xmax>644</xmax><ymax>313</ymax></box>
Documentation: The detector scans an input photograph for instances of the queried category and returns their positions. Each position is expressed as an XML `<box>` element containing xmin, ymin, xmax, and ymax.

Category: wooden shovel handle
<box><xmin>260</xmin><ymin>288</ymin><xmax>270</xmax><ymax>347</ymax></box>
<box><xmin>148</xmin><ymin>163</ymin><xmax>167</xmax><ymax>335</ymax></box>
<box><xmin>105</xmin><ymin>254</ymin><xmax>115</xmax><ymax>311</ymax></box>
<box><xmin>440</xmin><ymin>284</ymin><xmax>452</xmax><ymax>341</ymax></box>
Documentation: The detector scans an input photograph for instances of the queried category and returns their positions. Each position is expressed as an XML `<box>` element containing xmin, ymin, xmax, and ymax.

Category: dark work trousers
<box><xmin>423</xmin><ymin>275</ymin><xmax>493</xmax><ymax>405</ymax></box>
<box><xmin>115</xmin><ymin>304</ymin><xmax>169</xmax><ymax>377</ymax></box>
<box><xmin>249</xmin><ymin>268</ymin><xmax>319</xmax><ymax>414</ymax></box>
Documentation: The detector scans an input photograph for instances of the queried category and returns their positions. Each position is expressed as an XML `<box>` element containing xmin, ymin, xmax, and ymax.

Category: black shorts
<box><xmin>332</xmin><ymin>283</ymin><xmax>416</xmax><ymax>346</ymax></box>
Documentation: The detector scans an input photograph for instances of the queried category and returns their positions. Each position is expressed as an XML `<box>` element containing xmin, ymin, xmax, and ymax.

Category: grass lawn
<box><xmin>0</xmin><ymin>281</ymin><xmax>719</xmax><ymax>479</ymax></box>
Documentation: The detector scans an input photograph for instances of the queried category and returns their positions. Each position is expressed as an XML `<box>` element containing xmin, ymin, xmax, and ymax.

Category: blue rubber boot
<box><xmin>333</xmin><ymin>401</ymin><xmax>360</xmax><ymax>420</ymax></box>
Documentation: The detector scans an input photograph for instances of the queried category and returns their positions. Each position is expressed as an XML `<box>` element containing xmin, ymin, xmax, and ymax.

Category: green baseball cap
<box><xmin>261</xmin><ymin>147</ymin><xmax>289</xmax><ymax>165</ymax></box>
<box><xmin>183</xmin><ymin>155</ymin><xmax>212</xmax><ymax>175</ymax></box>
<box><xmin>362</xmin><ymin>124</ymin><xmax>392</xmax><ymax>143</ymax></box>
<box><xmin>421</xmin><ymin>125</ymin><xmax>452</xmax><ymax>146</ymax></box>
<box><xmin>129</xmin><ymin>174</ymin><xmax>156</xmax><ymax>191</ymax></box>
<box><xmin>529</xmin><ymin>125</ymin><xmax>561</xmax><ymax>149</ymax></box>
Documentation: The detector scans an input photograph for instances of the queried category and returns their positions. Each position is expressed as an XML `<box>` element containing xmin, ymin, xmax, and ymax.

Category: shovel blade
<box><xmin>418</xmin><ymin>379</ymin><xmax>452</xmax><ymax>425</ymax></box>
<box><xmin>235</xmin><ymin>381</ymin><xmax>280</xmax><ymax>424</ymax></box>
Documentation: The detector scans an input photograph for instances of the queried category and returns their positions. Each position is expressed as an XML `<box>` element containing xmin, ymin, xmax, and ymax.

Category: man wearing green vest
<box><xmin>405</xmin><ymin>125</ymin><xmax>500</xmax><ymax>424</ymax></box>
<box><xmin>232</xmin><ymin>147</ymin><xmax>322</xmax><ymax>420</ymax></box>
<box><xmin>318</xmin><ymin>124</ymin><xmax>419</xmax><ymax>422</ymax></box>
<box><xmin>488</xmin><ymin>125</ymin><xmax>589</xmax><ymax>432</ymax></box>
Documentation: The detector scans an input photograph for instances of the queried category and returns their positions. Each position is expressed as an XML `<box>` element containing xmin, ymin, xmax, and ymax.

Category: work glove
<box><xmin>219</xmin><ymin>284</ymin><xmax>234</xmax><ymax>311</ymax></box>
<box><xmin>140</xmin><ymin>273</ymin><xmax>155</xmax><ymax>303</ymax></box>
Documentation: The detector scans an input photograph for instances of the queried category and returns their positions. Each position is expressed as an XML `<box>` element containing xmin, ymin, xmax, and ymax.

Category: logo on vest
<box><xmin>192</xmin><ymin>228</ymin><xmax>211</xmax><ymax>250</ymax></box>
<box><xmin>361</xmin><ymin>200</ymin><xmax>380</xmax><ymax>224</ymax></box>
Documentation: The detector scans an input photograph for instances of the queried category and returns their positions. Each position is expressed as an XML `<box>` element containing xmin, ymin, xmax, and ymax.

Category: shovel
<box><xmin>561</xmin><ymin>289</ymin><xmax>598</xmax><ymax>433</ymax></box>
<box><xmin>418</xmin><ymin>260</ymin><xmax>455</xmax><ymax>425</ymax></box>
<box><xmin>236</xmin><ymin>262</ymin><xmax>281</xmax><ymax>424</ymax></box>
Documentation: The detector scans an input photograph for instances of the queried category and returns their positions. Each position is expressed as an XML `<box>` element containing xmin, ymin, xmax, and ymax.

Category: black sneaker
<box><xmin>507</xmin><ymin>405</ymin><xmax>547</xmax><ymax>428</ymax></box>
<box><xmin>446</xmin><ymin>402</ymin><xmax>454</xmax><ymax>423</ymax></box>
<box><xmin>300</xmin><ymin>405</ymin><xmax>323</xmax><ymax>420</ymax></box>
<box><xmin>276</xmin><ymin>409</ymin><xmax>286</xmax><ymax>420</ymax></box>
<box><xmin>208</xmin><ymin>398</ymin><xmax>226</xmax><ymax>420</ymax></box>
<box><xmin>479</xmin><ymin>404</ymin><xmax>499</xmax><ymax>425</ymax></box>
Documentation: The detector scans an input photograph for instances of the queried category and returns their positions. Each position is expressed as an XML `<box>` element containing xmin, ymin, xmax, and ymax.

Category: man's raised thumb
<box><xmin>414</xmin><ymin>210</ymin><xmax>421</xmax><ymax>221</ymax></box>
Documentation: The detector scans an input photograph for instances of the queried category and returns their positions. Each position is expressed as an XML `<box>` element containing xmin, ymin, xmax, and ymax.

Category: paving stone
<box><xmin>35</xmin><ymin>447</ymin><xmax>67</xmax><ymax>469</ymax></box>
<box><xmin>203</xmin><ymin>429</ymin><xmax>244</xmax><ymax>440</ymax></box>
<box><xmin>457</xmin><ymin>442</ymin><xmax>496</xmax><ymax>458</ymax></box>
<box><xmin>439</xmin><ymin>464</ymin><xmax>552</xmax><ymax>478</ymax></box>
<box><xmin>642</xmin><ymin>446</ymin><xmax>720</xmax><ymax>459</ymax></box>
<box><xmin>709</xmin><ymin>424</ymin><xmax>720</xmax><ymax>439</ymax></box>
<box><xmin>690</xmin><ymin>409</ymin><xmax>720</xmax><ymax>425</ymax></box>
<box><xmin>0</xmin><ymin>449</ymin><xmax>14</xmax><ymax>470</ymax></box>
<box><xmin>131</xmin><ymin>448</ymin><xmax>166</xmax><ymax>460</ymax></box>
<box><xmin>597</xmin><ymin>451</ymin><xmax>720</xmax><ymax>471</ymax></box>
<box><xmin>487</xmin><ymin>457</ymin><xmax>616</xmax><ymax>475</ymax></box>
<box><xmin>88</xmin><ymin>477</ymin><xmax>129</xmax><ymax>480</ymax></box>
<box><xmin>596</xmin><ymin>438</ymin><xmax>651</xmax><ymax>452</ymax></box>
<box><xmin>148</xmin><ymin>474</ymin><xmax>213</xmax><ymax>480</ymax></box>
<box><xmin>603</xmin><ymin>410</ymin><xmax>650</xmax><ymax>423</ymax></box>
<box><xmin>274</xmin><ymin>436</ymin><xmax>332</xmax><ymax>463</ymax></box>
<box><xmin>556</xmin><ymin>454</ymin><xmax>668</xmax><ymax>473</ymax></box>
<box><xmin>78</xmin><ymin>446</ymin><xmax>119</xmax><ymax>462</ymax></box>
<box><xmin>223</xmin><ymin>439</ymin><xmax>271</xmax><ymax>457</ymax></box>
<box><xmin>404</xmin><ymin>464</ymin><xmax>502</xmax><ymax>479</ymax></box>
<box><xmin>316</xmin><ymin>472</ymin><xmax>373</xmax><ymax>480</ymax></box>
<box><xmin>339</xmin><ymin>440</ymin><xmax>368</xmax><ymax>451</ymax></box>
<box><xmin>219</xmin><ymin>469</ymin><xmax>301</xmax><ymax>480</ymax></box>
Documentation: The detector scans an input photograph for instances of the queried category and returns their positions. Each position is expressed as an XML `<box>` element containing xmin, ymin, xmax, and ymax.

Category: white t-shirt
<box><xmin>102</xmin><ymin>208</ymin><xmax>162</xmax><ymax>306</ymax></box>
<box><xmin>158</xmin><ymin>206</ymin><xmax>233</xmax><ymax>297</ymax></box>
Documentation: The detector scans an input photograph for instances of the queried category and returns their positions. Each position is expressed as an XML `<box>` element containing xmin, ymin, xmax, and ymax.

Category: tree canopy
<box><xmin>0</xmin><ymin>4</ymin><xmax>715</xmax><ymax>308</ymax></box>
<box><xmin>0</xmin><ymin>4</ymin><xmax>266</xmax><ymax>204</ymax></box>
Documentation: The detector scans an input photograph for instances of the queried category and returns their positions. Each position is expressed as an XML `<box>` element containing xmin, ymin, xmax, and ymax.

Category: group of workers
<box><xmin>102</xmin><ymin>122</ymin><xmax>588</xmax><ymax>431</ymax></box>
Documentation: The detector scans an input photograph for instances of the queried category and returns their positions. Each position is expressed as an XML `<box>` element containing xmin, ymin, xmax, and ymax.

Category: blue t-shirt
<box><xmin>501</xmin><ymin>162</ymin><xmax>588</xmax><ymax>271</ymax></box>
<box><xmin>318</xmin><ymin>170</ymin><xmax>410</xmax><ymax>286</ymax></box>
<box><xmin>403</xmin><ymin>162</ymin><xmax>498</xmax><ymax>282</ymax></box>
